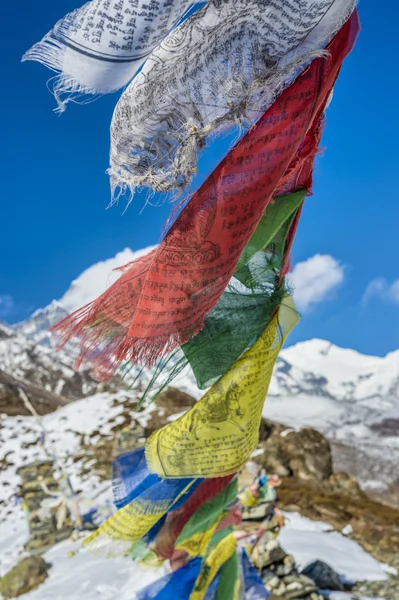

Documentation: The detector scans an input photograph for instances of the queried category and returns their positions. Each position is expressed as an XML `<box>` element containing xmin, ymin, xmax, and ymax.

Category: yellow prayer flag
<box><xmin>146</xmin><ymin>298</ymin><xmax>298</xmax><ymax>479</ymax></box>
<box><xmin>83</xmin><ymin>481</ymin><xmax>195</xmax><ymax>551</ymax></box>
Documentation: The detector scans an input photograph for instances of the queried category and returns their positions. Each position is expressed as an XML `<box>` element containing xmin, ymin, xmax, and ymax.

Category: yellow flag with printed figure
<box><xmin>146</xmin><ymin>298</ymin><xmax>298</xmax><ymax>479</ymax></box>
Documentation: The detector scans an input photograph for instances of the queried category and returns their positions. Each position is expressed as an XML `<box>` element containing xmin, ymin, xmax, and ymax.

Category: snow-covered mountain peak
<box><xmin>28</xmin><ymin>299</ymin><xmax>66</xmax><ymax>320</ymax></box>
<box><xmin>275</xmin><ymin>337</ymin><xmax>399</xmax><ymax>404</ymax></box>
<box><xmin>283</xmin><ymin>338</ymin><xmax>384</xmax><ymax>367</ymax></box>
<box><xmin>14</xmin><ymin>301</ymin><xmax>69</xmax><ymax>348</ymax></box>
<box><xmin>279</xmin><ymin>338</ymin><xmax>389</xmax><ymax>396</ymax></box>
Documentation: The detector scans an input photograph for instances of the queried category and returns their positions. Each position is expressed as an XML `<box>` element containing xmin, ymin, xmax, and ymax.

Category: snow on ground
<box><xmin>0</xmin><ymin>389</ymin><xmax>165</xmax><ymax>521</ymax></box>
<box><xmin>0</xmin><ymin>511</ymin><xmax>29</xmax><ymax>577</ymax></box>
<box><xmin>0</xmin><ymin>503</ymin><xmax>392</xmax><ymax>599</ymax></box>
<box><xmin>16</xmin><ymin>539</ymin><xmax>163</xmax><ymax>600</ymax></box>
<box><xmin>280</xmin><ymin>512</ymin><xmax>393</xmax><ymax>583</ymax></box>
<box><xmin>0</xmin><ymin>350</ymin><xmax>396</xmax><ymax>599</ymax></box>
<box><xmin>0</xmin><ymin>386</ymin><xmax>168</xmax><ymax>576</ymax></box>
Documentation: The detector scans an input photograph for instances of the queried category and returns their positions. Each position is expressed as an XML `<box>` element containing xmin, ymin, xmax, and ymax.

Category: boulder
<box><xmin>0</xmin><ymin>556</ymin><xmax>50</xmax><ymax>599</ymax></box>
<box><xmin>301</xmin><ymin>560</ymin><xmax>345</xmax><ymax>592</ymax></box>
<box><xmin>257</xmin><ymin>419</ymin><xmax>333</xmax><ymax>481</ymax></box>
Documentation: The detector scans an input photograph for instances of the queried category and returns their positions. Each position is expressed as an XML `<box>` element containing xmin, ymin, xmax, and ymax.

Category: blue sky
<box><xmin>1</xmin><ymin>1</ymin><xmax>398</xmax><ymax>356</ymax></box>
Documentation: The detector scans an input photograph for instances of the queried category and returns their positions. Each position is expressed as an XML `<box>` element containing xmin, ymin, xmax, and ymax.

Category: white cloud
<box><xmin>362</xmin><ymin>277</ymin><xmax>399</xmax><ymax>306</ymax></box>
<box><xmin>61</xmin><ymin>246</ymin><xmax>156</xmax><ymax>312</ymax></box>
<box><xmin>289</xmin><ymin>254</ymin><xmax>345</xmax><ymax>312</ymax></box>
<box><xmin>0</xmin><ymin>294</ymin><xmax>14</xmax><ymax>318</ymax></box>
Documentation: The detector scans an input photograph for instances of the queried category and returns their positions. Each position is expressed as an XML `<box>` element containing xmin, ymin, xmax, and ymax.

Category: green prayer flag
<box><xmin>215</xmin><ymin>551</ymin><xmax>240</xmax><ymax>600</ymax></box>
<box><xmin>236</xmin><ymin>189</ymin><xmax>306</xmax><ymax>270</ymax></box>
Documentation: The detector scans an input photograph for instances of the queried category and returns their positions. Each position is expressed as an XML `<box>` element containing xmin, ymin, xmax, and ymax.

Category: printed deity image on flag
<box><xmin>22</xmin><ymin>1</ymin><xmax>361</xmax><ymax>598</ymax></box>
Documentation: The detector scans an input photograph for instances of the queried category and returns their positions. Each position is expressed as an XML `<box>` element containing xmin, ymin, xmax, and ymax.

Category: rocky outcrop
<box><xmin>254</xmin><ymin>418</ymin><xmax>399</xmax><ymax>572</ymax></box>
<box><xmin>0</xmin><ymin>324</ymin><xmax>119</xmax><ymax>414</ymax></box>
<box><xmin>0</xmin><ymin>369</ymin><xmax>68</xmax><ymax>417</ymax></box>
<box><xmin>0</xmin><ymin>556</ymin><xmax>50</xmax><ymax>599</ymax></box>
<box><xmin>278</xmin><ymin>476</ymin><xmax>399</xmax><ymax>571</ymax></box>
<box><xmin>257</xmin><ymin>419</ymin><xmax>333</xmax><ymax>481</ymax></box>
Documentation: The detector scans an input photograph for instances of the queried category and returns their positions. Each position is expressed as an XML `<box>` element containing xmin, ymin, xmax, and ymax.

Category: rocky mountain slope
<box><xmin>0</xmin><ymin>385</ymin><xmax>398</xmax><ymax>600</ymax></box>
<box><xmin>0</xmin><ymin>322</ymin><xmax>120</xmax><ymax>413</ymax></box>
<box><xmin>14</xmin><ymin>302</ymin><xmax>68</xmax><ymax>350</ymax></box>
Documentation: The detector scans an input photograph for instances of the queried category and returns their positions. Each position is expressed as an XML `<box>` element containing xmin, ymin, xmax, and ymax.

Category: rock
<box><xmin>253</xmin><ymin>538</ymin><xmax>287</xmax><ymax>570</ymax></box>
<box><xmin>268</xmin><ymin>544</ymin><xmax>288</xmax><ymax>565</ymax></box>
<box><xmin>263</xmin><ymin>575</ymin><xmax>280</xmax><ymax>591</ymax></box>
<box><xmin>282</xmin><ymin>504</ymin><xmax>302</xmax><ymax>513</ymax></box>
<box><xmin>17</xmin><ymin>460</ymin><xmax>74</xmax><ymax>554</ymax></box>
<box><xmin>157</xmin><ymin>387</ymin><xmax>197</xmax><ymax>409</ymax></box>
<box><xmin>279</xmin><ymin>574</ymin><xmax>318</xmax><ymax>599</ymax></box>
<box><xmin>286</xmin><ymin>581</ymin><xmax>302</xmax><ymax>592</ymax></box>
<box><xmin>256</xmin><ymin>420</ymin><xmax>333</xmax><ymax>481</ymax></box>
<box><xmin>301</xmin><ymin>560</ymin><xmax>345</xmax><ymax>591</ymax></box>
<box><xmin>273</xmin><ymin>581</ymin><xmax>287</xmax><ymax>596</ymax></box>
<box><xmin>276</xmin><ymin>555</ymin><xmax>296</xmax><ymax>577</ymax></box>
<box><xmin>328</xmin><ymin>472</ymin><xmax>363</xmax><ymax>495</ymax></box>
<box><xmin>0</xmin><ymin>556</ymin><xmax>50</xmax><ymax>598</ymax></box>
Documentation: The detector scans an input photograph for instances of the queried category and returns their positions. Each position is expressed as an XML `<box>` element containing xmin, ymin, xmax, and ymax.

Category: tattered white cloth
<box><xmin>23</xmin><ymin>0</ymin><xmax>197</xmax><ymax>112</ymax></box>
<box><xmin>108</xmin><ymin>0</ymin><xmax>357</xmax><ymax>195</ymax></box>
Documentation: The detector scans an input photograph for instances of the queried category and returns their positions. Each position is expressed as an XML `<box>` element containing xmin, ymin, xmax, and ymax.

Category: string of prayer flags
<box><xmin>52</xmin><ymin>15</ymin><xmax>359</xmax><ymax>379</ymax></box>
<box><xmin>26</xmin><ymin>2</ymin><xmax>360</xmax><ymax>598</ymax></box>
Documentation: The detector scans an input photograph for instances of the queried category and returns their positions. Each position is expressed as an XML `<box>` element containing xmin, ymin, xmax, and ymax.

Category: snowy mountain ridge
<box><xmin>272</xmin><ymin>338</ymin><xmax>399</xmax><ymax>405</ymax></box>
